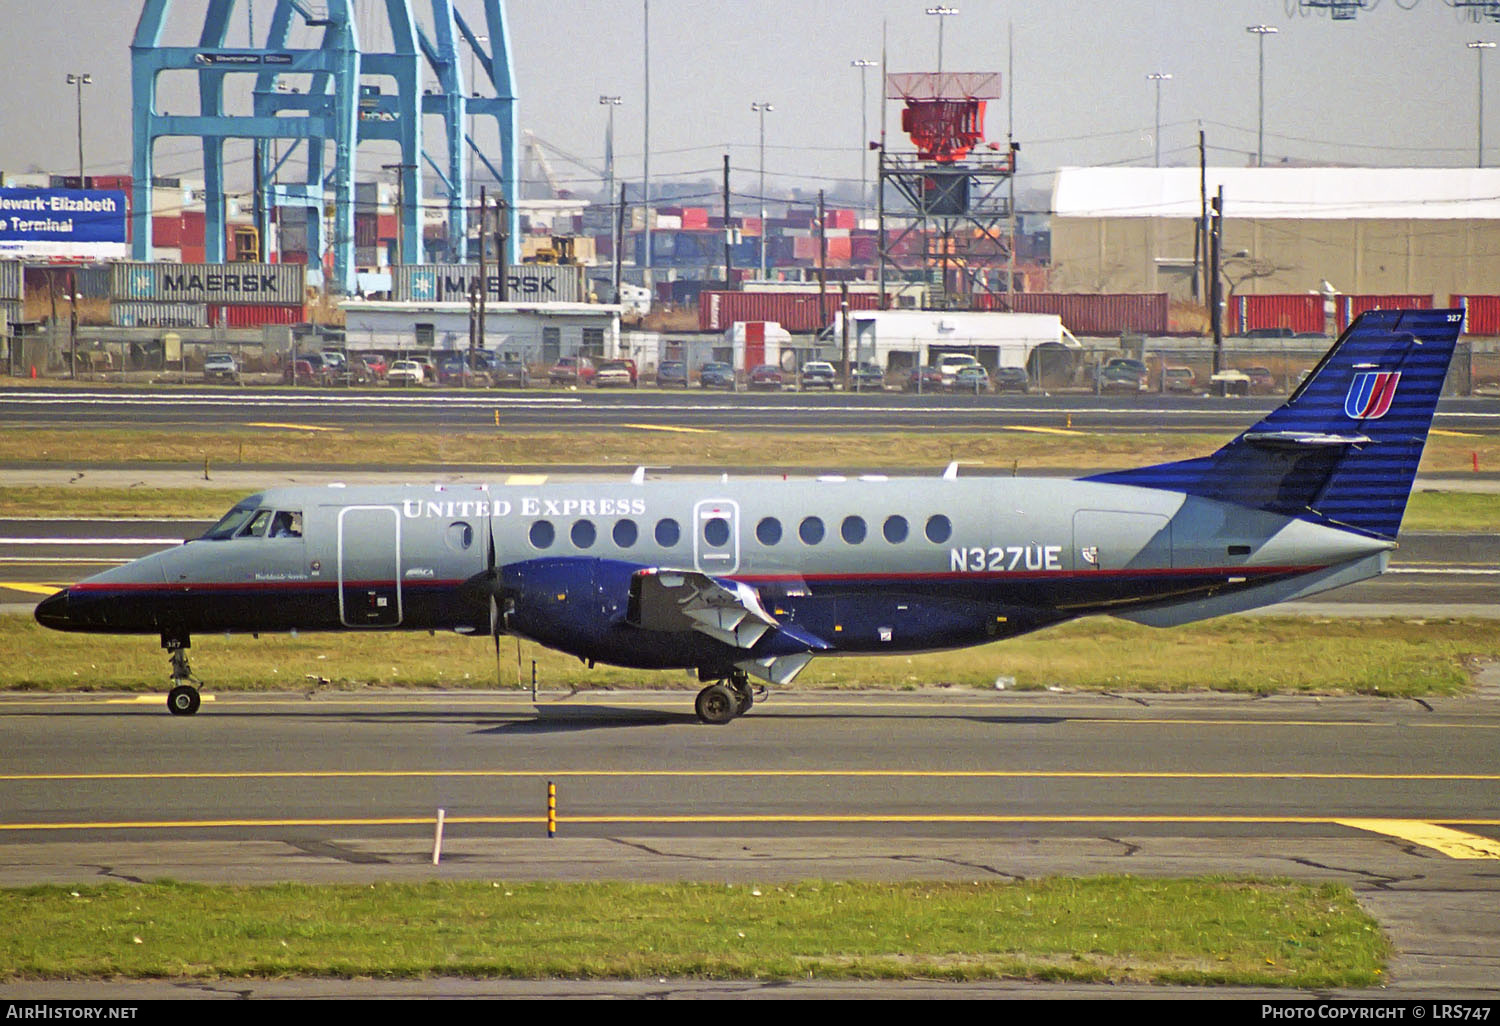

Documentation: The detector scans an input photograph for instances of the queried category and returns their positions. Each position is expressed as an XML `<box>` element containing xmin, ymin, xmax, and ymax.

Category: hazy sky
<box><xmin>2</xmin><ymin>0</ymin><xmax>1496</xmax><ymax>208</ymax></box>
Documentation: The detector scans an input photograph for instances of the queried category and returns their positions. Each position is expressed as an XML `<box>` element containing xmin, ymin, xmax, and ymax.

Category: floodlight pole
<box><xmin>1470</xmin><ymin>42</ymin><xmax>1495</xmax><ymax>168</ymax></box>
<box><xmin>1247</xmin><ymin>26</ymin><xmax>1278</xmax><ymax>168</ymax></box>
<box><xmin>1147</xmin><ymin>73</ymin><xmax>1172</xmax><ymax>167</ymax></box>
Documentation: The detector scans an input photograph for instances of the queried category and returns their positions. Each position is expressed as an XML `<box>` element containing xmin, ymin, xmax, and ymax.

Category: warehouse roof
<box><xmin>1051</xmin><ymin>167</ymin><xmax>1500</xmax><ymax>220</ymax></box>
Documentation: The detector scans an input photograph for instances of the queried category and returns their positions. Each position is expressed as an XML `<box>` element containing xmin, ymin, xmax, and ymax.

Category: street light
<box><xmin>1246</xmin><ymin>25</ymin><xmax>1278</xmax><ymax>168</ymax></box>
<box><xmin>1470</xmin><ymin>41</ymin><xmax>1495</xmax><ymax>168</ymax></box>
<box><xmin>926</xmin><ymin>7</ymin><xmax>958</xmax><ymax>76</ymax></box>
<box><xmin>751</xmin><ymin>101</ymin><xmax>774</xmax><ymax>280</ymax></box>
<box><xmin>851</xmin><ymin>59</ymin><xmax>877</xmax><ymax>215</ymax></box>
<box><xmin>66</xmin><ymin>73</ymin><xmax>92</xmax><ymax>183</ymax></box>
<box><xmin>1146</xmin><ymin>72</ymin><xmax>1172</xmax><ymax>167</ymax></box>
<box><xmin>599</xmin><ymin>95</ymin><xmax>622</xmax><ymax>205</ymax></box>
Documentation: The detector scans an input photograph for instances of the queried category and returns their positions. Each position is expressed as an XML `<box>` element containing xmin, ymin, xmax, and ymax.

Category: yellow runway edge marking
<box><xmin>0</xmin><ymin>583</ymin><xmax>63</xmax><ymax>596</ymax></box>
<box><xmin>1337</xmin><ymin>819</ymin><xmax>1500</xmax><ymax>859</ymax></box>
<box><xmin>244</xmin><ymin>422</ymin><xmax>343</xmax><ymax>432</ymax></box>
<box><xmin>619</xmin><ymin>423</ymin><xmax>715</xmax><ymax>434</ymax></box>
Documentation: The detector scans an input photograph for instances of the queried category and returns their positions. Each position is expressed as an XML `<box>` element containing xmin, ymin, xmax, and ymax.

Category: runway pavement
<box><xmin>0</xmin><ymin>689</ymin><xmax>1497</xmax><ymax>998</ymax></box>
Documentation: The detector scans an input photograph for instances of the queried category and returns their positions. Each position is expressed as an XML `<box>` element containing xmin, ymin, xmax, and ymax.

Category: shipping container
<box><xmin>977</xmin><ymin>292</ymin><xmax>1169</xmax><ymax>336</ymax></box>
<box><xmin>1451</xmin><ymin>294</ymin><xmax>1500</xmax><ymax>336</ymax></box>
<box><xmin>697</xmin><ymin>290</ymin><xmax>882</xmax><ymax>333</ymax></box>
<box><xmin>110</xmin><ymin>262</ymin><xmax>306</xmax><ymax>306</ymax></box>
<box><xmin>1335</xmin><ymin>294</ymin><xmax>1433</xmax><ymax>332</ymax></box>
<box><xmin>152</xmin><ymin>215</ymin><xmax>183</xmax><ymax>248</ymax></box>
<box><xmin>0</xmin><ymin>261</ymin><xmax>20</xmax><ymax>300</ymax></box>
<box><xmin>391</xmin><ymin>263</ymin><xmax>585</xmax><ymax>303</ymax></box>
<box><xmin>1228</xmin><ymin>294</ymin><xmax>1324</xmax><ymax>335</ymax></box>
<box><xmin>207</xmin><ymin>303</ymin><xmax>306</xmax><ymax>328</ymax></box>
<box><xmin>109</xmin><ymin>301</ymin><xmax>209</xmax><ymax>328</ymax></box>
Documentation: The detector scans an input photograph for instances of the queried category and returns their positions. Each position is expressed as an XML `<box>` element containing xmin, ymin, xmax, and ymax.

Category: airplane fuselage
<box><xmin>38</xmin><ymin>474</ymin><xmax>1390</xmax><ymax>675</ymax></box>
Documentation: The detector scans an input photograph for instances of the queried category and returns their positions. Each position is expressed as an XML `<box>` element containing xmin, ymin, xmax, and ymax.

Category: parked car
<box><xmin>992</xmin><ymin>366</ymin><xmax>1031</xmax><ymax>394</ymax></box>
<box><xmin>610</xmin><ymin>358</ymin><xmax>639</xmax><ymax>385</ymax></box>
<box><xmin>699</xmin><ymin>361</ymin><xmax>736</xmax><ymax>389</ymax></box>
<box><xmin>850</xmin><ymin>362</ymin><xmax>885</xmax><ymax>391</ymax></box>
<box><xmin>283</xmin><ymin>356</ymin><xmax>329</xmax><ymax>385</ymax></box>
<box><xmin>490</xmin><ymin>357</ymin><xmax>530</xmax><ymax>388</ymax></box>
<box><xmin>1163</xmin><ymin>366</ymin><xmax>1197</xmax><ymax>393</ymax></box>
<box><xmin>548</xmin><ymin>355</ymin><xmax>595</xmax><ymax>386</ymax></box>
<box><xmin>748</xmin><ymin>364</ymin><xmax>785</xmax><ymax>390</ymax></box>
<box><xmin>1098</xmin><ymin>357</ymin><xmax>1150</xmax><ymax>393</ymax></box>
<box><xmin>798</xmin><ymin>360</ymin><xmax>837</xmax><ymax>390</ymax></box>
<box><xmin>386</xmin><ymin>359</ymin><xmax>425</xmax><ymax>386</ymax></box>
<box><xmin>935</xmin><ymin>353</ymin><xmax>982</xmax><ymax>388</ymax></box>
<box><xmin>952</xmin><ymin>364</ymin><xmax>992</xmax><ymax>393</ymax></box>
<box><xmin>904</xmin><ymin>366</ymin><xmax>944</xmax><ymax>392</ymax></box>
<box><xmin>202</xmin><ymin>352</ymin><xmax>240</xmax><ymax>384</ymax></box>
<box><xmin>358</xmin><ymin>353</ymin><xmax>388</xmax><ymax>380</ymax></box>
<box><xmin>656</xmin><ymin>360</ymin><xmax>688</xmax><ymax>387</ymax></box>
<box><xmin>594</xmin><ymin>359</ymin><xmax>635</xmax><ymax>388</ymax></box>
<box><xmin>1239</xmin><ymin>365</ymin><xmax>1276</xmax><ymax>394</ymax></box>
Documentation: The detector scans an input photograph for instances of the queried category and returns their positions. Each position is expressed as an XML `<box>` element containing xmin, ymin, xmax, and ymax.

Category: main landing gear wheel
<box><xmin>167</xmin><ymin>685</ymin><xmax>201</xmax><ymax>716</ymax></box>
<box><xmin>695</xmin><ymin>683</ymin><xmax>737</xmax><ymax>725</ymax></box>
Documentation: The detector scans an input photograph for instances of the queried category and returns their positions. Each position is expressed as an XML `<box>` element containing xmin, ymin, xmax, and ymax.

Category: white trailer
<box><xmin>826</xmin><ymin>310</ymin><xmax>1080</xmax><ymax>372</ymax></box>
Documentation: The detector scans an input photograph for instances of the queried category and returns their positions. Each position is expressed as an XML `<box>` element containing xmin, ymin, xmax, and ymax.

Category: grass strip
<box><xmin>0</xmin><ymin>878</ymin><xmax>1387</xmax><ymax>987</ymax></box>
<box><xmin>6</xmin><ymin>615</ymin><xmax>1494</xmax><ymax>697</ymax></box>
<box><xmin>6</xmin><ymin>425</ymin><xmax>1498</xmax><ymax>475</ymax></box>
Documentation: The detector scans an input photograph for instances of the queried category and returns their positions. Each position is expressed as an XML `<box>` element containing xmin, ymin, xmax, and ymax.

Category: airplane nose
<box><xmin>34</xmin><ymin>589</ymin><xmax>70</xmax><ymax>630</ymax></box>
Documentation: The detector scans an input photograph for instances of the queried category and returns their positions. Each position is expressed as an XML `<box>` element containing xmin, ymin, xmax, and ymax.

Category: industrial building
<box><xmin>1049</xmin><ymin>167</ymin><xmax>1500</xmax><ymax>301</ymax></box>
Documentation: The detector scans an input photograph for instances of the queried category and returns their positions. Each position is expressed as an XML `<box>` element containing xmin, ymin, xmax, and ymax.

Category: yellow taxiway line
<box><xmin>1335</xmin><ymin>819</ymin><xmax>1500</xmax><ymax>859</ymax></box>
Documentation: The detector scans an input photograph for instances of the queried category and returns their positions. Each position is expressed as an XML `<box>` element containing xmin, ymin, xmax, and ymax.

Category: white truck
<box><xmin>824</xmin><ymin>310</ymin><xmax>1080</xmax><ymax>376</ymax></box>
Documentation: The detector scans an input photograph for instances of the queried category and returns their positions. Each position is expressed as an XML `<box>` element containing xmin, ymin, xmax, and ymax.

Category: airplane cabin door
<box><xmin>693</xmin><ymin>499</ymin><xmax>740</xmax><ymax>575</ymax></box>
<box><xmin>338</xmin><ymin>506</ymin><xmax>403</xmax><ymax>627</ymax></box>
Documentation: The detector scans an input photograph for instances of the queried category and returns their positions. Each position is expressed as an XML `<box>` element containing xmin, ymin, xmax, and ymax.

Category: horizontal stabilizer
<box><xmin>1115</xmin><ymin>552</ymin><xmax>1388</xmax><ymax>628</ymax></box>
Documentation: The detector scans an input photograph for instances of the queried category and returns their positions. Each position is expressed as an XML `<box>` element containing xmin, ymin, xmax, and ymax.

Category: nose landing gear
<box><xmin>164</xmin><ymin>635</ymin><xmax>202</xmax><ymax>716</ymax></box>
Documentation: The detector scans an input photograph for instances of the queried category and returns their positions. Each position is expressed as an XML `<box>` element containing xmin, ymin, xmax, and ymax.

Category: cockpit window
<box><xmin>239</xmin><ymin>510</ymin><xmax>274</xmax><ymax>538</ymax></box>
<box><xmin>202</xmin><ymin>505</ymin><xmax>258</xmax><ymax>540</ymax></box>
<box><xmin>201</xmin><ymin>506</ymin><xmax>303</xmax><ymax>541</ymax></box>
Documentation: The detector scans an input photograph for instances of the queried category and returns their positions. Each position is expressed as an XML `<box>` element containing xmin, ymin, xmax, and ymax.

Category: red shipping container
<box><xmin>828</xmin><ymin>209</ymin><xmax>857</xmax><ymax>230</ymax></box>
<box><xmin>739</xmin><ymin>216</ymin><xmax>763</xmax><ymax>236</ymax></box>
<box><xmin>1335</xmin><ymin>294</ymin><xmax>1433</xmax><ymax>331</ymax></box>
<box><xmin>207</xmin><ymin>304</ymin><xmax>306</xmax><ymax>328</ymax></box>
<box><xmin>984</xmin><ymin>292</ymin><xmax>1170</xmax><ymax>336</ymax></box>
<box><xmin>152</xmin><ymin>215</ymin><xmax>183</xmax><ymax>248</ymax></box>
<box><xmin>377</xmin><ymin>213</ymin><xmax>397</xmax><ymax>242</ymax></box>
<box><xmin>1450</xmin><ymin>295</ymin><xmax>1500</xmax><ymax>336</ymax></box>
<box><xmin>680</xmin><ymin>208</ymin><xmax>709</xmax><ymax>230</ymax></box>
<box><xmin>698</xmin><ymin>291</ymin><xmax>880</xmax><ymax>332</ymax></box>
<box><xmin>1229</xmin><ymin>294</ymin><xmax>1324</xmax><ymax>334</ymax></box>
<box><xmin>180</xmin><ymin>245</ymin><xmax>206</xmax><ymax>264</ymax></box>
<box><xmin>744</xmin><ymin>320</ymin><xmax>766</xmax><ymax>370</ymax></box>
<box><xmin>180</xmin><ymin>211</ymin><xmax>206</xmax><ymax>246</ymax></box>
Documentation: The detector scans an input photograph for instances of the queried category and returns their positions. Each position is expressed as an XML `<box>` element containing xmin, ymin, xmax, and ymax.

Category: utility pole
<box><xmin>476</xmin><ymin>187</ymin><xmax>487</xmax><ymax>379</ymax></box>
<box><xmin>722</xmin><ymin>154</ymin><xmax>732</xmax><ymax>287</ymax></box>
<box><xmin>817</xmin><ymin>189</ymin><xmax>827</xmax><ymax>329</ymax></box>
<box><xmin>614</xmin><ymin>182</ymin><xmax>625</xmax><ymax>305</ymax></box>
<box><xmin>1196</xmin><ymin>127</ymin><xmax>1206</xmax><ymax>302</ymax></box>
<box><xmin>1210</xmin><ymin>187</ymin><xmax>1224</xmax><ymax>375</ymax></box>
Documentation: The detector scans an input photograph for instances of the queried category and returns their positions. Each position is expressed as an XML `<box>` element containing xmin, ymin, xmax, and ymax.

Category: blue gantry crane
<box><xmin>130</xmin><ymin>0</ymin><xmax>518</xmax><ymax>294</ymax></box>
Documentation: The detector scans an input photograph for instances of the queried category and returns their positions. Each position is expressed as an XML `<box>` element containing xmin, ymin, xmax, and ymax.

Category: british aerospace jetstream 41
<box><xmin>35</xmin><ymin>310</ymin><xmax>1463</xmax><ymax>722</ymax></box>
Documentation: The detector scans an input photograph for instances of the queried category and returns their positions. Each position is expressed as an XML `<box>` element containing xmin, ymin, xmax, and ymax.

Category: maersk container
<box><xmin>1228</xmin><ymin>294</ymin><xmax>1324</xmax><ymax>335</ymax></box>
<box><xmin>392</xmin><ymin>263</ymin><xmax>584</xmax><ymax>303</ymax></box>
<box><xmin>1335</xmin><ymin>294</ymin><xmax>1432</xmax><ymax>332</ymax></box>
<box><xmin>109</xmin><ymin>302</ymin><xmax>209</xmax><ymax>328</ymax></box>
<box><xmin>110</xmin><ymin>262</ymin><xmax>305</xmax><ymax>306</ymax></box>
<box><xmin>983</xmin><ymin>293</ymin><xmax>1169</xmax><ymax>336</ymax></box>
<box><xmin>1450</xmin><ymin>295</ymin><xmax>1500</xmax><ymax>336</ymax></box>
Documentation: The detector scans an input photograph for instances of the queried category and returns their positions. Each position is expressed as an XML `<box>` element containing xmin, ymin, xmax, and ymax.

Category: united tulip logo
<box><xmin>1344</xmin><ymin>371</ymin><xmax>1401</xmax><ymax>419</ymax></box>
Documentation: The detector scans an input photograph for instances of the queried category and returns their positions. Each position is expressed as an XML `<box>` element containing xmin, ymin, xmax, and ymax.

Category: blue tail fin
<box><xmin>1086</xmin><ymin>308</ymin><xmax>1463</xmax><ymax>539</ymax></box>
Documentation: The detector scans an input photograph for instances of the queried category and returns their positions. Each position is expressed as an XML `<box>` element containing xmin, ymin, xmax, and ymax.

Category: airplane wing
<box><xmin>627</xmin><ymin>568</ymin><xmax>831</xmax><ymax>684</ymax></box>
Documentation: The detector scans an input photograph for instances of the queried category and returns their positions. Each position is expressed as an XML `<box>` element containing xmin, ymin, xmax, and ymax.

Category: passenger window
<box><xmin>613</xmin><ymin>519</ymin><xmax>638</xmax><ymax>548</ymax></box>
<box><xmin>703</xmin><ymin>517</ymin><xmax>730</xmax><ymax>546</ymax></box>
<box><xmin>925</xmin><ymin>514</ymin><xmax>953</xmax><ymax>544</ymax></box>
<box><xmin>529</xmin><ymin>520</ymin><xmax>555</xmax><ymax>549</ymax></box>
<box><xmin>446</xmin><ymin>522</ymin><xmax>474</xmax><ymax>550</ymax></box>
<box><xmin>655</xmin><ymin>518</ymin><xmax>681</xmax><ymax>547</ymax></box>
<box><xmin>571</xmin><ymin>520</ymin><xmax>597</xmax><ymax>548</ymax></box>
<box><xmin>883</xmin><ymin>515</ymin><xmax>909</xmax><ymax>543</ymax></box>
<box><xmin>841</xmin><ymin>516</ymin><xmax>866</xmax><ymax>544</ymax></box>
<box><xmin>756</xmin><ymin>517</ymin><xmax>782</xmax><ymax>546</ymax></box>
<box><xmin>799</xmin><ymin>516</ymin><xmax>824</xmax><ymax>545</ymax></box>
